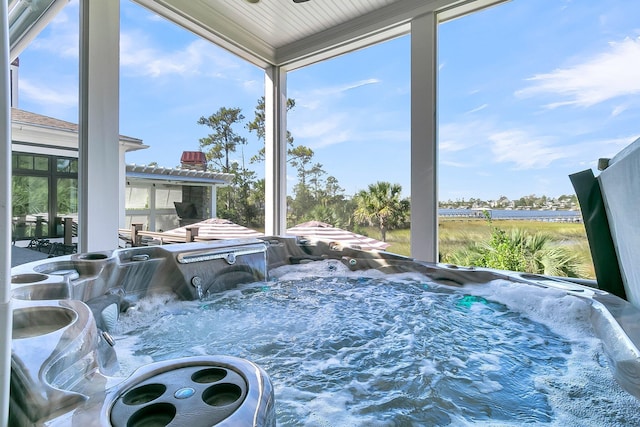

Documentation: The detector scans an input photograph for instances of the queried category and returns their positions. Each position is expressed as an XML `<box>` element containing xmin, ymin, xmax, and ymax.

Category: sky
<box><xmin>15</xmin><ymin>0</ymin><xmax>640</xmax><ymax>201</ymax></box>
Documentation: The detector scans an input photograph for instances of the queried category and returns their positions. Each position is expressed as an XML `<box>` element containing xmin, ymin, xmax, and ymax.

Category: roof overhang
<box><xmin>132</xmin><ymin>0</ymin><xmax>509</xmax><ymax>70</ymax></box>
<box><xmin>11</xmin><ymin>108</ymin><xmax>148</xmax><ymax>154</ymax></box>
<box><xmin>126</xmin><ymin>164</ymin><xmax>234</xmax><ymax>186</ymax></box>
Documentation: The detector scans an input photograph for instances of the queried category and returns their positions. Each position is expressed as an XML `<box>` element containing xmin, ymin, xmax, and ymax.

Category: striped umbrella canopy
<box><xmin>287</xmin><ymin>221</ymin><xmax>390</xmax><ymax>251</ymax></box>
<box><xmin>162</xmin><ymin>218</ymin><xmax>263</xmax><ymax>241</ymax></box>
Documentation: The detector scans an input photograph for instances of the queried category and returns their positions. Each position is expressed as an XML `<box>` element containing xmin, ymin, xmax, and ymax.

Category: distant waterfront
<box><xmin>439</xmin><ymin>208</ymin><xmax>582</xmax><ymax>222</ymax></box>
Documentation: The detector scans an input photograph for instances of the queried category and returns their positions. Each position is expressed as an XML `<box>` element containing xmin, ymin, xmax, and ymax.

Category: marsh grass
<box><xmin>364</xmin><ymin>218</ymin><xmax>595</xmax><ymax>279</ymax></box>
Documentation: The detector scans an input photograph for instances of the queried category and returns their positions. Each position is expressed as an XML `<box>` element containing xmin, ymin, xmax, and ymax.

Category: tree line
<box><xmin>197</xmin><ymin>98</ymin><xmax>409</xmax><ymax>241</ymax></box>
<box><xmin>439</xmin><ymin>194</ymin><xmax>578</xmax><ymax>210</ymax></box>
<box><xmin>196</xmin><ymin>98</ymin><xmax>581</xmax><ymax>244</ymax></box>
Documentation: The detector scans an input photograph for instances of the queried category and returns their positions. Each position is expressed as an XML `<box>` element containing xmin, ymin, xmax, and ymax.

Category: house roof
<box><xmin>11</xmin><ymin>108</ymin><xmax>148</xmax><ymax>151</ymax></box>
<box><xmin>12</xmin><ymin>108</ymin><xmax>78</xmax><ymax>132</ymax></box>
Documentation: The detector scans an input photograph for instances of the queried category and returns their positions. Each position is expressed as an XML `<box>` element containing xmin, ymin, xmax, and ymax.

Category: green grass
<box><xmin>361</xmin><ymin>219</ymin><xmax>595</xmax><ymax>279</ymax></box>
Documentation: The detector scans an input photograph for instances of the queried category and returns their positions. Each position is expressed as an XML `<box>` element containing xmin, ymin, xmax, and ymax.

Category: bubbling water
<box><xmin>113</xmin><ymin>260</ymin><xmax>640</xmax><ymax>426</ymax></box>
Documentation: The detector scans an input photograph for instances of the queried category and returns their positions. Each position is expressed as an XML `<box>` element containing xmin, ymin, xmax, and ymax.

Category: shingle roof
<box><xmin>11</xmin><ymin>107</ymin><xmax>143</xmax><ymax>143</ymax></box>
<box><xmin>12</xmin><ymin>108</ymin><xmax>78</xmax><ymax>132</ymax></box>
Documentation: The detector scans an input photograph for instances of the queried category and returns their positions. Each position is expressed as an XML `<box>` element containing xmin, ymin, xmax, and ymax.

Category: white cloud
<box><xmin>120</xmin><ymin>34</ymin><xmax>243</xmax><ymax>79</ymax></box>
<box><xmin>466</xmin><ymin>103</ymin><xmax>488</xmax><ymax>114</ymax></box>
<box><xmin>340</xmin><ymin>78</ymin><xmax>381</xmax><ymax>92</ymax></box>
<box><xmin>120</xmin><ymin>33</ymin><xmax>188</xmax><ymax>77</ymax></box>
<box><xmin>516</xmin><ymin>36</ymin><xmax>640</xmax><ymax>108</ymax></box>
<box><xmin>293</xmin><ymin>113</ymin><xmax>349</xmax><ymax>139</ymax></box>
<box><xmin>291</xmin><ymin>112</ymin><xmax>354</xmax><ymax>149</ymax></box>
<box><xmin>289</xmin><ymin>78</ymin><xmax>387</xmax><ymax>148</ymax></box>
<box><xmin>300</xmin><ymin>78</ymin><xmax>381</xmax><ymax>103</ymax></box>
<box><xmin>19</xmin><ymin>78</ymin><xmax>76</xmax><ymax>108</ymax></box>
<box><xmin>439</xmin><ymin>120</ymin><xmax>590</xmax><ymax>170</ymax></box>
<box><xmin>610</xmin><ymin>104</ymin><xmax>627</xmax><ymax>117</ymax></box>
<box><xmin>488</xmin><ymin>130</ymin><xmax>569</xmax><ymax>169</ymax></box>
<box><xmin>439</xmin><ymin>121</ymin><xmax>492</xmax><ymax>152</ymax></box>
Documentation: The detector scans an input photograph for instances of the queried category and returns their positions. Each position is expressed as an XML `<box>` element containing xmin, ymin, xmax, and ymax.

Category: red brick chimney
<box><xmin>180</xmin><ymin>151</ymin><xmax>207</xmax><ymax>171</ymax></box>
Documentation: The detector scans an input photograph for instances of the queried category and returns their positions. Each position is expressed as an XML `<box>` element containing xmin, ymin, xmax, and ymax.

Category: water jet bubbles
<box><xmin>456</xmin><ymin>294</ymin><xmax>488</xmax><ymax>309</ymax></box>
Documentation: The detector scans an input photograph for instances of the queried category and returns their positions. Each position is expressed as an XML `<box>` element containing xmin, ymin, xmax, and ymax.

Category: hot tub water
<box><xmin>112</xmin><ymin>260</ymin><xmax>640</xmax><ymax>426</ymax></box>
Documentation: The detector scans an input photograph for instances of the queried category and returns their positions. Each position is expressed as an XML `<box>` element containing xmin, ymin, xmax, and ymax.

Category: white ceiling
<box><xmin>132</xmin><ymin>0</ymin><xmax>508</xmax><ymax>69</ymax></box>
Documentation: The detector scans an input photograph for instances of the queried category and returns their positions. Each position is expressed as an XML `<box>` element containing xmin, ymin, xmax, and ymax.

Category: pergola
<box><xmin>1</xmin><ymin>0</ymin><xmax>507</xmax><ymax>421</ymax></box>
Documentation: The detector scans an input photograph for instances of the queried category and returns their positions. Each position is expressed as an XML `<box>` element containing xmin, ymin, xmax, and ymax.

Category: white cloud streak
<box><xmin>516</xmin><ymin>36</ymin><xmax>640</xmax><ymax>108</ymax></box>
<box><xmin>26</xmin><ymin>0</ymin><xmax>248</xmax><ymax>83</ymax></box>
<box><xmin>488</xmin><ymin>130</ymin><xmax>569</xmax><ymax>169</ymax></box>
<box><xmin>465</xmin><ymin>103</ymin><xmax>488</xmax><ymax>114</ymax></box>
<box><xmin>289</xmin><ymin>78</ymin><xmax>388</xmax><ymax>148</ymax></box>
<box><xmin>19</xmin><ymin>78</ymin><xmax>76</xmax><ymax>108</ymax></box>
<box><xmin>439</xmin><ymin>121</ymin><xmax>493</xmax><ymax>152</ymax></box>
<box><xmin>298</xmin><ymin>79</ymin><xmax>381</xmax><ymax>110</ymax></box>
<box><xmin>437</xmin><ymin>119</ymin><xmax>631</xmax><ymax>171</ymax></box>
<box><xmin>120</xmin><ymin>34</ymin><xmax>244</xmax><ymax>79</ymax></box>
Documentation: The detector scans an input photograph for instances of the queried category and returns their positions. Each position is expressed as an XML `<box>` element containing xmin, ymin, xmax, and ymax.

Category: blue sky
<box><xmin>15</xmin><ymin>0</ymin><xmax>640</xmax><ymax>201</ymax></box>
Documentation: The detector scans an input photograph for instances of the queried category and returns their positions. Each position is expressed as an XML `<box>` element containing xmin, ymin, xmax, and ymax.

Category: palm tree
<box><xmin>446</xmin><ymin>226</ymin><xmax>587</xmax><ymax>278</ymax></box>
<box><xmin>353</xmin><ymin>182</ymin><xmax>409</xmax><ymax>242</ymax></box>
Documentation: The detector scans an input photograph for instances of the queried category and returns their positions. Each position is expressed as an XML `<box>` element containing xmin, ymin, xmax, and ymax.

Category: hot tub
<box><xmin>9</xmin><ymin>237</ymin><xmax>640</xmax><ymax>425</ymax></box>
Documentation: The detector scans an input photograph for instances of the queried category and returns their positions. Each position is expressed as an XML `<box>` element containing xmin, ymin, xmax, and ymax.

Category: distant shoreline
<box><xmin>439</xmin><ymin>208</ymin><xmax>582</xmax><ymax>222</ymax></box>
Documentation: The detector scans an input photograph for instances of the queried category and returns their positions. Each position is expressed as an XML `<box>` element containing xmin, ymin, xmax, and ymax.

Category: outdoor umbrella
<box><xmin>287</xmin><ymin>221</ymin><xmax>390</xmax><ymax>251</ymax></box>
<box><xmin>133</xmin><ymin>218</ymin><xmax>263</xmax><ymax>244</ymax></box>
<box><xmin>162</xmin><ymin>218</ymin><xmax>263</xmax><ymax>241</ymax></box>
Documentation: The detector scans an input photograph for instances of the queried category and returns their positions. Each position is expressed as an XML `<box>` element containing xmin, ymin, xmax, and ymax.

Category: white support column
<box><xmin>118</xmin><ymin>144</ymin><xmax>127</xmax><ymax>229</ymax></box>
<box><xmin>210</xmin><ymin>185</ymin><xmax>217</xmax><ymax>218</ymax></box>
<box><xmin>264</xmin><ymin>66</ymin><xmax>287</xmax><ymax>236</ymax></box>
<box><xmin>0</xmin><ymin>2</ymin><xmax>13</xmax><ymax>423</ymax></box>
<box><xmin>149</xmin><ymin>184</ymin><xmax>156</xmax><ymax>231</ymax></box>
<box><xmin>410</xmin><ymin>13</ymin><xmax>439</xmax><ymax>262</ymax></box>
<box><xmin>78</xmin><ymin>0</ymin><xmax>120</xmax><ymax>252</ymax></box>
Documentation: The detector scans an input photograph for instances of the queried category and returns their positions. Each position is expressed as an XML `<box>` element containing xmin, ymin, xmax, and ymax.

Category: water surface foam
<box><xmin>113</xmin><ymin>260</ymin><xmax>640</xmax><ymax>426</ymax></box>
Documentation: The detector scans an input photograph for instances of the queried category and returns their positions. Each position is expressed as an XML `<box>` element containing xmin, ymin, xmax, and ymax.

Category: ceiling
<box><xmin>7</xmin><ymin>0</ymin><xmax>507</xmax><ymax>69</ymax></box>
<box><xmin>132</xmin><ymin>0</ymin><xmax>507</xmax><ymax>70</ymax></box>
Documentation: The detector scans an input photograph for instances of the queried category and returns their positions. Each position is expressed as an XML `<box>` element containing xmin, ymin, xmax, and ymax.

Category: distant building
<box><xmin>11</xmin><ymin>108</ymin><xmax>232</xmax><ymax>241</ymax></box>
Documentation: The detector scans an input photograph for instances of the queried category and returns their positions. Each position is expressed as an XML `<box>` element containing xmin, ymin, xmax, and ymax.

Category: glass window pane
<box><xmin>57</xmin><ymin>158</ymin><xmax>70</xmax><ymax>173</ymax></box>
<box><xmin>12</xmin><ymin>176</ymin><xmax>49</xmax><ymax>239</ymax></box>
<box><xmin>57</xmin><ymin>178</ymin><xmax>78</xmax><ymax>216</ymax></box>
<box><xmin>34</xmin><ymin>156</ymin><xmax>49</xmax><ymax>171</ymax></box>
<box><xmin>56</xmin><ymin>178</ymin><xmax>78</xmax><ymax>238</ymax></box>
<box><xmin>18</xmin><ymin>155</ymin><xmax>33</xmax><ymax>170</ymax></box>
<box><xmin>69</xmin><ymin>159</ymin><xmax>78</xmax><ymax>173</ymax></box>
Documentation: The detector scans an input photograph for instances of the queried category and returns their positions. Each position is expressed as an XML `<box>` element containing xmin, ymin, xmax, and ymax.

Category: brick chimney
<box><xmin>180</xmin><ymin>151</ymin><xmax>207</xmax><ymax>171</ymax></box>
